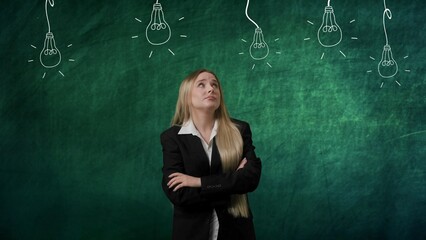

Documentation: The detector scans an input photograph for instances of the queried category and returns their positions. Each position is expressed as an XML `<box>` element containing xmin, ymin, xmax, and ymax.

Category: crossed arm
<box><xmin>161</xmin><ymin>121</ymin><xmax>261</xmax><ymax>207</ymax></box>
<box><xmin>167</xmin><ymin>158</ymin><xmax>248</xmax><ymax>191</ymax></box>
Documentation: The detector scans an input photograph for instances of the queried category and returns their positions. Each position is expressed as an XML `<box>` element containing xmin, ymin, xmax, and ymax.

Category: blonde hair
<box><xmin>171</xmin><ymin>69</ymin><xmax>249</xmax><ymax>218</ymax></box>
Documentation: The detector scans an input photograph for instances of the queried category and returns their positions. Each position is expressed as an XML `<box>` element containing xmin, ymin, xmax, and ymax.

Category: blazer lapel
<box><xmin>210</xmin><ymin>138</ymin><xmax>222</xmax><ymax>174</ymax></box>
<box><xmin>180</xmin><ymin>134</ymin><xmax>211</xmax><ymax>174</ymax></box>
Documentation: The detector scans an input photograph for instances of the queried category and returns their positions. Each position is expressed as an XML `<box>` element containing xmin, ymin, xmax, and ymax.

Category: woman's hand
<box><xmin>168</xmin><ymin>173</ymin><xmax>201</xmax><ymax>192</ymax></box>
<box><xmin>237</xmin><ymin>158</ymin><xmax>247</xmax><ymax>170</ymax></box>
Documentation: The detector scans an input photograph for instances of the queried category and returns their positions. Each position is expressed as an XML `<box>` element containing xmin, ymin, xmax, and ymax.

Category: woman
<box><xmin>161</xmin><ymin>69</ymin><xmax>262</xmax><ymax>240</ymax></box>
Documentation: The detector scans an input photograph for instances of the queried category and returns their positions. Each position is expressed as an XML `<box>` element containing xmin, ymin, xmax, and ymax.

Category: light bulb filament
<box><xmin>43</xmin><ymin>33</ymin><xmax>58</xmax><ymax>54</ymax></box>
<box><xmin>43</xmin><ymin>34</ymin><xmax>58</xmax><ymax>55</ymax></box>
<box><xmin>151</xmin><ymin>4</ymin><xmax>167</xmax><ymax>30</ymax></box>
<box><xmin>253</xmin><ymin>29</ymin><xmax>266</xmax><ymax>48</ymax></box>
<box><xmin>381</xmin><ymin>46</ymin><xmax>395</xmax><ymax>66</ymax></box>
<box><xmin>322</xmin><ymin>8</ymin><xmax>339</xmax><ymax>32</ymax></box>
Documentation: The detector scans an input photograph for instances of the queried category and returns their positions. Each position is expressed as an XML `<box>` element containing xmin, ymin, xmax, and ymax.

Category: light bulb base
<box><xmin>383</xmin><ymin>44</ymin><xmax>391</xmax><ymax>51</ymax></box>
<box><xmin>324</xmin><ymin>6</ymin><xmax>334</xmax><ymax>13</ymax></box>
<box><xmin>153</xmin><ymin>3</ymin><xmax>162</xmax><ymax>10</ymax></box>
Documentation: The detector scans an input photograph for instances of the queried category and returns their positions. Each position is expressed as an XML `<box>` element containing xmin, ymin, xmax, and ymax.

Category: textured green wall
<box><xmin>1</xmin><ymin>0</ymin><xmax>425</xmax><ymax>239</ymax></box>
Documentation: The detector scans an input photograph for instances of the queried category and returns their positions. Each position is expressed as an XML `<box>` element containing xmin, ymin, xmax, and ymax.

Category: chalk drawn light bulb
<box><xmin>145</xmin><ymin>2</ymin><xmax>171</xmax><ymax>46</ymax></box>
<box><xmin>40</xmin><ymin>32</ymin><xmax>61</xmax><ymax>68</ymax></box>
<box><xmin>245</xmin><ymin>0</ymin><xmax>269</xmax><ymax>60</ymax></box>
<box><xmin>40</xmin><ymin>0</ymin><xmax>61</xmax><ymax>68</ymax></box>
<box><xmin>378</xmin><ymin>44</ymin><xmax>398</xmax><ymax>78</ymax></box>
<box><xmin>249</xmin><ymin>28</ymin><xmax>269</xmax><ymax>60</ymax></box>
<box><xmin>317</xmin><ymin>4</ymin><xmax>342</xmax><ymax>47</ymax></box>
<box><xmin>377</xmin><ymin>4</ymin><xmax>398</xmax><ymax>78</ymax></box>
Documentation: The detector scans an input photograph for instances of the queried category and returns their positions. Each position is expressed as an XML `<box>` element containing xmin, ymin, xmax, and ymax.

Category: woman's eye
<box><xmin>198</xmin><ymin>83</ymin><xmax>205</xmax><ymax>87</ymax></box>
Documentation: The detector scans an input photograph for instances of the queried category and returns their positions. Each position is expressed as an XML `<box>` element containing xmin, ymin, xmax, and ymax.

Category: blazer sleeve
<box><xmin>161</xmin><ymin>129</ymin><xmax>228</xmax><ymax>208</ymax></box>
<box><xmin>200</xmin><ymin>121</ymin><xmax>262</xmax><ymax>196</ymax></box>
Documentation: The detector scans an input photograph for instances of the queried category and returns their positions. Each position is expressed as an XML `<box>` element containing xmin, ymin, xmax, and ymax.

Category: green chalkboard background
<box><xmin>1</xmin><ymin>0</ymin><xmax>425</xmax><ymax>239</ymax></box>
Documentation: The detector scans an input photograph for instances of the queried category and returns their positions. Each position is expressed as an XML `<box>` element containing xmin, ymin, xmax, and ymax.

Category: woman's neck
<box><xmin>191</xmin><ymin>111</ymin><xmax>215</xmax><ymax>142</ymax></box>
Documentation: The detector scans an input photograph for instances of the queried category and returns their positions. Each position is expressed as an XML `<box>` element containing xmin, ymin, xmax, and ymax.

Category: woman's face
<box><xmin>190</xmin><ymin>71</ymin><xmax>221</xmax><ymax>113</ymax></box>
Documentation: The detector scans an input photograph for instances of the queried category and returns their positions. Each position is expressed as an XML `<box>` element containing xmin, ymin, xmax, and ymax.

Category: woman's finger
<box><xmin>173</xmin><ymin>183</ymin><xmax>182</xmax><ymax>192</ymax></box>
<box><xmin>237</xmin><ymin>158</ymin><xmax>247</xmax><ymax>170</ymax></box>
<box><xmin>168</xmin><ymin>173</ymin><xmax>183</xmax><ymax>187</ymax></box>
<box><xmin>168</xmin><ymin>177</ymin><xmax>181</xmax><ymax>188</ymax></box>
<box><xmin>168</xmin><ymin>172</ymin><xmax>182</xmax><ymax>178</ymax></box>
<box><xmin>167</xmin><ymin>178</ymin><xmax>174</xmax><ymax>187</ymax></box>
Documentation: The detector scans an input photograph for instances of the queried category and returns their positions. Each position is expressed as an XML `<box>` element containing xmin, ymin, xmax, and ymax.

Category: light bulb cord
<box><xmin>45</xmin><ymin>0</ymin><xmax>54</xmax><ymax>33</ymax></box>
<box><xmin>327</xmin><ymin>0</ymin><xmax>331</xmax><ymax>7</ymax></box>
<box><xmin>245</xmin><ymin>0</ymin><xmax>259</xmax><ymax>29</ymax></box>
<box><xmin>156</xmin><ymin>0</ymin><xmax>159</xmax><ymax>3</ymax></box>
<box><xmin>382</xmin><ymin>8</ymin><xmax>392</xmax><ymax>45</ymax></box>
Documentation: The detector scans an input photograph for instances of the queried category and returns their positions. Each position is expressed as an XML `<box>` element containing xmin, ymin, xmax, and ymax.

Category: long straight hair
<box><xmin>171</xmin><ymin>69</ymin><xmax>249</xmax><ymax>218</ymax></box>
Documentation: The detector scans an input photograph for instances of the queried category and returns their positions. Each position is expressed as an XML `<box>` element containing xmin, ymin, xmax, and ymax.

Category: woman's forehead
<box><xmin>196</xmin><ymin>71</ymin><xmax>217</xmax><ymax>81</ymax></box>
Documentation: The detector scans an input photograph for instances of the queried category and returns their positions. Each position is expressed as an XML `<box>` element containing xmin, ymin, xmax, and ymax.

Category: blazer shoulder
<box><xmin>231</xmin><ymin>118</ymin><xmax>250</xmax><ymax>131</ymax></box>
<box><xmin>160</xmin><ymin>125</ymin><xmax>181</xmax><ymax>140</ymax></box>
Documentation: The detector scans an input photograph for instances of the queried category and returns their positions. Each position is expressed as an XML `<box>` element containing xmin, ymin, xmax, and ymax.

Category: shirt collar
<box><xmin>178</xmin><ymin>119</ymin><xmax>218</xmax><ymax>142</ymax></box>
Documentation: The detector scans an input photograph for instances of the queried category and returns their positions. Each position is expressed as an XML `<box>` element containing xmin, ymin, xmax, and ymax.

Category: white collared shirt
<box><xmin>178</xmin><ymin>119</ymin><xmax>219</xmax><ymax>240</ymax></box>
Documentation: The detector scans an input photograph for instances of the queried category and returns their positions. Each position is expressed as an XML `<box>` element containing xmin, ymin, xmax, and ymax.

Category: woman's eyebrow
<box><xmin>196</xmin><ymin>78</ymin><xmax>217</xmax><ymax>83</ymax></box>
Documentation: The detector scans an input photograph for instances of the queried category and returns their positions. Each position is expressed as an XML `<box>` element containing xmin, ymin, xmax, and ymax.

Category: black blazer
<box><xmin>161</xmin><ymin>119</ymin><xmax>262</xmax><ymax>240</ymax></box>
